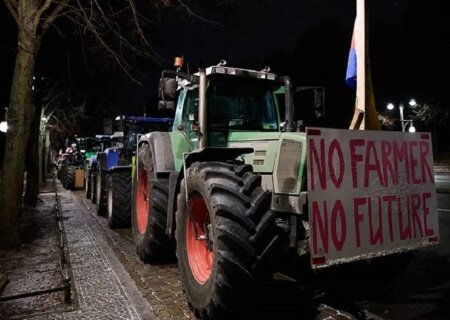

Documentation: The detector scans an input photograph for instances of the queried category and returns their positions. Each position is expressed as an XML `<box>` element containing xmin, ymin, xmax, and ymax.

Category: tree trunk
<box><xmin>24</xmin><ymin>105</ymin><xmax>41</xmax><ymax>206</ymax></box>
<box><xmin>0</xmin><ymin>29</ymin><xmax>37</xmax><ymax>248</ymax></box>
<box><xmin>41</xmin><ymin>122</ymin><xmax>46</xmax><ymax>184</ymax></box>
<box><xmin>44</xmin><ymin>130</ymin><xmax>51</xmax><ymax>180</ymax></box>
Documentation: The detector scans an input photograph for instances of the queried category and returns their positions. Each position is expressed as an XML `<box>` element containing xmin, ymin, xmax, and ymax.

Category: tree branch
<box><xmin>3</xmin><ymin>0</ymin><xmax>19</xmax><ymax>26</ymax></box>
<box><xmin>33</xmin><ymin>0</ymin><xmax>53</xmax><ymax>30</ymax></box>
<box><xmin>41</xmin><ymin>0</ymin><xmax>71</xmax><ymax>35</ymax></box>
<box><xmin>175</xmin><ymin>0</ymin><xmax>224</xmax><ymax>27</ymax></box>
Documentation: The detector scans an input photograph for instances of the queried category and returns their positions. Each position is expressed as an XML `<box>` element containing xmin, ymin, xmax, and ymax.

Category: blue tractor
<box><xmin>90</xmin><ymin>115</ymin><xmax>172</xmax><ymax>228</ymax></box>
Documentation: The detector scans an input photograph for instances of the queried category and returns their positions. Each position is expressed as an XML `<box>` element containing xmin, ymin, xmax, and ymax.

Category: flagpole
<box><xmin>349</xmin><ymin>0</ymin><xmax>380</xmax><ymax>130</ymax></box>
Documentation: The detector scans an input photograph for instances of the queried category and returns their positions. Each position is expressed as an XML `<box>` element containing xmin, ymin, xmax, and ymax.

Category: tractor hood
<box><xmin>228</xmin><ymin>131</ymin><xmax>307</xmax><ymax>195</ymax></box>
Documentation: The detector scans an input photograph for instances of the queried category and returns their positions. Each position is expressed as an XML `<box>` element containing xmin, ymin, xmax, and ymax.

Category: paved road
<box><xmin>72</xmin><ymin>186</ymin><xmax>450</xmax><ymax>320</ymax></box>
<box><xmin>435</xmin><ymin>175</ymin><xmax>448</xmax><ymax>190</ymax></box>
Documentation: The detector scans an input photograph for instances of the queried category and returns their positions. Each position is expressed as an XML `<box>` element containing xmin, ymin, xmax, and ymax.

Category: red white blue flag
<box><xmin>345</xmin><ymin>24</ymin><xmax>356</xmax><ymax>89</ymax></box>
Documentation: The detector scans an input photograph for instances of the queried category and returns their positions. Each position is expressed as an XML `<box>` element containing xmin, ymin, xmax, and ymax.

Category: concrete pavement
<box><xmin>0</xmin><ymin>179</ymin><xmax>156</xmax><ymax>319</ymax></box>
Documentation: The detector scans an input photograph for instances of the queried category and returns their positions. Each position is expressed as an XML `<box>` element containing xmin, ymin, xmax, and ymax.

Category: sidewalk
<box><xmin>0</xmin><ymin>179</ymin><xmax>155</xmax><ymax>320</ymax></box>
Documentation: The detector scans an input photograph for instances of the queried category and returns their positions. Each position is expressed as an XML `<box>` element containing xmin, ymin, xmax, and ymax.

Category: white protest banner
<box><xmin>306</xmin><ymin>128</ymin><xmax>439</xmax><ymax>268</ymax></box>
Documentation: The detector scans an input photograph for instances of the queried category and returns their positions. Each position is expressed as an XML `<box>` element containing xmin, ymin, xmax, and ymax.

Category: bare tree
<box><xmin>409</xmin><ymin>100</ymin><xmax>449</xmax><ymax>126</ymax></box>
<box><xmin>0</xmin><ymin>0</ymin><xmax>164</xmax><ymax>247</ymax></box>
<box><xmin>36</xmin><ymin>83</ymin><xmax>86</xmax><ymax>186</ymax></box>
<box><xmin>1</xmin><ymin>0</ymin><xmax>71</xmax><ymax>248</ymax></box>
<box><xmin>409</xmin><ymin>99</ymin><xmax>449</xmax><ymax>157</ymax></box>
<box><xmin>1</xmin><ymin>0</ymin><xmax>227</xmax><ymax>248</ymax></box>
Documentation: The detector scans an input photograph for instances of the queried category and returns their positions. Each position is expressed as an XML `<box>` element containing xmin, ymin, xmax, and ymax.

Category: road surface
<box><xmin>71</xmin><ymin>170</ymin><xmax>450</xmax><ymax>319</ymax></box>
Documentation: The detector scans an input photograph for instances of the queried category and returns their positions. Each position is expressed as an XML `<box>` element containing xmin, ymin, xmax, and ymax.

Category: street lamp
<box><xmin>0</xmin><ymin>121</ymin><xmax>7</xmax><ymax>133</ymax></box>
<box><xmin>386</xmin><ymin>100</ymin><xmax>416</xmax><ymax>132</ymax></box>
<box><xmin>0</xmin><ymin>107</ymin><xmax>7</xmax><ymax>133</ymax></box>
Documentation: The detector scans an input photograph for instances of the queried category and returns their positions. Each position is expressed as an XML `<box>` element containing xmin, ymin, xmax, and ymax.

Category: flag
<box><xmin>345</xmin><ymin>24</ymin><xmax>356</xmax><ymax>89</ymax></box>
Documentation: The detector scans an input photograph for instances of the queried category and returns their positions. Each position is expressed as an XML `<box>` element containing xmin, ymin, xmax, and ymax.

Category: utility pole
<box><xmin>349</xmin><ymin>0</ymin><xmax>380</xmax><ymax>130</ymax></box>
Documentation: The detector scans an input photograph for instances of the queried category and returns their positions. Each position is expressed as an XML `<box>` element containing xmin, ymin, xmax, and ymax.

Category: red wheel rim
<box><xmin>136</xmin><ymin>167</ymin><xmax>149</xmax><ymax>235</ymax></box>
<box><xmin>186</xmin><ymin>194</ymin><xmax>213</xmax><ymax>284</ymax></box>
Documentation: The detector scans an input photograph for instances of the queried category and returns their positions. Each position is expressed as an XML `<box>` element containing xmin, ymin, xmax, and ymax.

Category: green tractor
<box><xmin>132</xmin><ymin>62</ymin><xmax>295</xmax><ymax>318</ymax></box>
<box><xmin>83</xmin><ymin>135</ymin><xmax>112</xmax><ymax>200</ymax></box>
<box><xmin>131</xmin><ymin>61</ymin><xmax>439</xmax><ymax>319</ymax></box>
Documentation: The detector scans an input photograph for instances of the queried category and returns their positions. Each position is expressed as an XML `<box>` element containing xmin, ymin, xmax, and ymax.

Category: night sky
<box><xmin>1</xmin><ymin>0</ymin><xmax>449</xmax><ymax>150</ymax></box>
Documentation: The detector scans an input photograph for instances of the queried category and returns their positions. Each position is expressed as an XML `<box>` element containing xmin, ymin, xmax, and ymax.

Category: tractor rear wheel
<box><xmin>65</xmin><ymin>165</ymin><xmax>75</xmax><ymax>190</ymax></box>
<box><xmin>107</xmin><ymin>171</ymin><xmax>131</xmax><ymax>228</ymax></box>
<box><xmin>176</xmin><ymin>161</ymin><xmax>279</xmax><ymax>319</ymax></box>
<box><xmin>131</xmin><ymin>143</ymin><xmax>171</xmax><ymax>262</ymax></box>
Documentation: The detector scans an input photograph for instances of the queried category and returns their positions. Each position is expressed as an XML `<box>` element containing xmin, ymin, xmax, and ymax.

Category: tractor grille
<box><xmin>276</xmin><ymin>139</ymin><xmax>302</xmax><ymax>193</ymax></box>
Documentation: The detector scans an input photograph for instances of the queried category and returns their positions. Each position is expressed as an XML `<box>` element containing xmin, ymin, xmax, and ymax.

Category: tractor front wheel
<box><xmin>107</xmin><ymin>171</ymin><xmax>131</xmax><ymax>228</ymax></box>
<box><xmin>96</xmin><ymin>171</ymin><xmax>107</xmax><ymax>215</ymax></box>
<box><xmin>176</xmin><ymin>161</ymin><xmax>279</xmax><ymax>319</ymax></box>
<box><xmin>59</xmin><ymin>164</ymin><xmax>67</xmax><ymax>185</ymax></box>
<box><xmin>131</xmin><ymin>143</ymin><xmax>171</xmax><ymax>262</ymax></box>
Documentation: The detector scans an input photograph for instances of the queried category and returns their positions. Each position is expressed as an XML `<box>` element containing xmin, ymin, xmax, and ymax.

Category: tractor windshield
<box><xmin>125</xmin><ymin>122</ymin><xmax>170</xmax><ymax>150</ymax></box>
<box><xmin>207</xmin><ymin>75</ymin><xmax>279</xmax><ymax>132</ymax></box>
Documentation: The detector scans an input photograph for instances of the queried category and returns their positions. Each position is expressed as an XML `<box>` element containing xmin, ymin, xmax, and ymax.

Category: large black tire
<box><xmin>59</xmin><ymin>164</ymin><xmax>67</xmax><ymax>184</ymax></box>
<box><xmin>85</xmin><ymin>171</ymin><xmax>91</xmax><ymax>199</ymax></box>
<box><xmin>176</xmin><ymin>161</ymin><xmax>279</xmax><ymax>319</ymax></box>
<box><xmin>90</xmin><ymin>172</ymin><xmax>97</xmax><ymax>204</ymax></box>
<box><xmin>96</xmin><ymin>171</ymin><xmax>107</xmax><ymax>215</ymax></box>
<box><xmin>96</xmin><ymin>153</ymin><xmax>107</xmax><ymax>215</ymax></box>
<box><xmin>64</xmin><ymin>165</ymin><xmax>75</xmax><ymax>190</ymax></box>
<box><xmin>107</xmin><ymin>171</ymin><xmax>131</xmax><ymax>229</ymax></box>
<box><xmin>131</xmin><ymin>143</ymin><xmax>171</xmax><ymax>262</ymax></box>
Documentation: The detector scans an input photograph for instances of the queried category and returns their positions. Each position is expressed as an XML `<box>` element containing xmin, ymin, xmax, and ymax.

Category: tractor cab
<box><xmin>161</xmin><ymin>62</ymin><xmax>286</xmax><ymax>150</ymax></box>
<box><xmin>113</xmin><ymin>115</ymin><xmax>173</xmax><ymax>154</ymax></box>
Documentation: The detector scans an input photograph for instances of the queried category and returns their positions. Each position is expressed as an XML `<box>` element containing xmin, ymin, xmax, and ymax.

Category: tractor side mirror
<box><xmin>158</xmin><ymin>77</ymin><xmax>177</xmax><ymax>111</ymax></box>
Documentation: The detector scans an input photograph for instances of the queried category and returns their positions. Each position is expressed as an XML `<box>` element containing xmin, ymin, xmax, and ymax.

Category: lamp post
<box><xmin>386</xmin><ymin>100</ymin><xmax>416</xmax><ymax>133</ymax></box>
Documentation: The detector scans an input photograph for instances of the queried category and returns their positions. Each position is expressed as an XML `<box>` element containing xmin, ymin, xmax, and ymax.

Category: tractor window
<box><xmin>183</xmin><ymin>89</ymin><xmax>199</xmax><ymax>123</ymax></box>
<box><xmin>125</xmin><ymin>123</ymin><xmax>170</xmax><ymax>150</ymax></box>
<box><xmin>207</xmin><ymin>76</ymin><xmax>279</xmax><ymax>132</ymax></box>
<box><xmin>181</xmin><ymin>89</ymin><xmax>200</xmax><ymax>149</ymax></box>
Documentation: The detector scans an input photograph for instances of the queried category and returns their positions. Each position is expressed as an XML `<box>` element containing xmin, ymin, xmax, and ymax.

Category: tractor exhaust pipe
<box><xmin>199</xmin><ymin>68</ymin><xmax>207</xmax><ymax>149</ymax></box>
<box><xmin>280</xmin><ymin>76</ymin><xmax>294</xmax><ymax>132</ymax></box>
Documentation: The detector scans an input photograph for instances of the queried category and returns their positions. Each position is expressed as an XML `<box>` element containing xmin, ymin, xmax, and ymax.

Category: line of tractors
<box><xmin>56</xmin><ymin>59</ymin><xmax>437</xmax><ymax>320</ymax></box>
<box><xmin>56</xmin><ymin>115</ymin><xmax>173</xmax><ymax>229</ymax></box>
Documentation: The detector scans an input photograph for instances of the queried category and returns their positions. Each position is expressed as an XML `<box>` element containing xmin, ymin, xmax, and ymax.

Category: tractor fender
<box><xmin>138</xmin><ymin>132</ymin><xmax>175</xmax><ymax>173</ymax></box>
<box><xmin>166</xmin><ymin>146</ymin><xmax>254</xmax><ymax>238</ymax></box>
<box><xmin>183</xmin><ymin>147</ymin><xmax>254</xmax><ymax>169</ymax></box>
<box><xmin>137</xmin><ymin>132</ymin><xmax>178</xmax><ymax>238</ymax></box>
